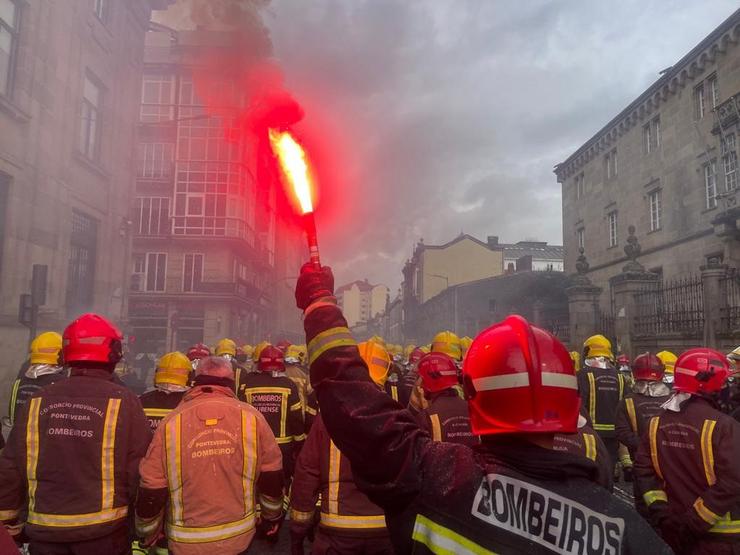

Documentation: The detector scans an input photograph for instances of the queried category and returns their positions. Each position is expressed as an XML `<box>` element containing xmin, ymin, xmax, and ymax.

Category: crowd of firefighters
<box><xmin>0</xmin><ymin>262</ymin><xmax>737</xmax><ymax>554</ymax></box>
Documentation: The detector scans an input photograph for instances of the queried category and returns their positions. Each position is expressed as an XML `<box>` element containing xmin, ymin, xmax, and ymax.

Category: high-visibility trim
<box><xmin>165</xmin><ymin>414</ymin><xmax>184</xmax><ymax>525</ymax></box>
<box><xmin>8</xmin><ymin>379</ymin><xmax>20</xmax><ymax>423</ymax></box>
<box><xmin>583</xmin><ymin>433</ymin><xmax>597</xmax><ymax>461</ymax></box>
<box><xmin>167</xmin><ymin>512</ymin><xmax>256</xmax><ymax>544</ymax></box>
<box><xmin>293</xmin><ymin>433</ymin><xmax>307</xmax><ymax>442</ymax></box>
<box><xmin>276</xmin><ymin>436</ymin><xmax>297</xmax><ymax>445</ymax></box>
<box><xmin>101</xmin><ymin>398</ymin><xmax>121</xmax><ymax>511</ymax></box>
<box><xmin>625</xmin><ymin>398</ymin><xmax>637</xmax><ymax>432</ymax></box>
<box><xmin>259</xmin><ymin>494</ymin><xmax>284</xmax><ymax>513</ymax></box>
<box><xmin>320</xmin><ymin>512</ymin><xmax>386</xmax><ymax>529</ymax></box>
<box><xmin>328</xmin><ymin>440</ymin><xmax>341</xmax><ymax>515</ymax></box>
<box><xmin>541</xmin><ymin>373</ymin><xmax>578</xmax><ymax>390</ymax></box>
<box><xmin>412</xmin><ymin>514</ymin><xmax>493</xmax><ymax>555</ymax></box>
<box><xmin>244</xmin><ymin>387</ymin><xmax>290</xmax><ymax>439</ymax></box>
<box><xmin>473</xmin><ymin>373</ymin><xmax>528</xmax><ymax>391</ymax></box>
<box><xmin>643</xmin><ymin>490</ymin><xmax>668</xmax><ymax>506</ymax></box>
<box><xmin>694</xmin><ymin>498</ymin><xmax>720</xmax><ymax>525</ymax></box>
<box><xmin>709</xmin><ymin>513</ymin><xmax>740</xmax><ymax>534</ymax></box>
<box><xmin>241</xmin><ymin>410</ymin><xmax>257</xmax><ymax>516</ymax></box>
<box><xmin>308</xmin><ymin>327</ymin><xmax>356</xmax><ymax>365</ymax></box>
<box><xmin>29</xmin><ymin>506</ymin><xmax>128</xmax><ymax>527</ymax></box>
<box><xmin>430</xmin><ymin>414</ymin><xmax>442</xmax><ymax>442</ymax></box>
<box><xmin>587</xmin><ymin>373</ymin><xmax>596</xmax><ymax>425</ymax></box>
<box><xmin>26</xmin><ymin>397</ymin><xmax>42</xmax><ymax>514</ymax></box>
<box><xmin>290</xmin><ymin>400</ymin><xmax>303</xmax><ymax>411</ymax></box>
<box><xmin>700</xmin><ymin>420</ymin><xmax>717</xmax><ymax>486</ymax></box>
<box><xmin>389</xmin><ymin>385</ymin><xmax>399</xmax><ymax>402</ymax></box>
<box><xmin>136</xmin><ymin>512</ymin><xmax>163</xmax><ymax>536</ymax></box>
<box><xmin>305</xmin><ymin>405</ymin><xmax>318</xmax><ymax>416</ymax></box>
<box><xmin>291</xmin><ymin>509</ymin><xmax>315</xmax><ymax>523</ymax></box>
<box><xmin>143</xmin><ymin>408</ymin><xmax>172</xmax><ymax>418</ymax></box>
<box><xmin>618</xmin><ymin>374</ymin><xmax>625</xmax><ymax>400</ymax></box>
<box><xmin>592</xmin><ymin>423</ymin><xmax>615</xmax><ymax>431</ymax></box>
<box><xmin>649</xmin><ymin>416</ymin><xmax>663</xmax><ymax>481</ymax></box>
<box><xmin>0</xmin><ymin>509</ymin><xmax>19</xmax><ymax>521</ymax></box>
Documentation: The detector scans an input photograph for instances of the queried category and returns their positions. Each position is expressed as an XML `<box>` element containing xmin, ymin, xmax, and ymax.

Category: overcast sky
<box><xmin>263</xmin><ymin>0</ymin><xmax>737</xmax><ymax>292</ymax></box>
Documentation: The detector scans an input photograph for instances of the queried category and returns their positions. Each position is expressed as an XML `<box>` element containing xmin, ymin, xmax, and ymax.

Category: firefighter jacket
<box><xmin>0</xmin><ymin>367</ymin><xmax>151</xmax><ymax>543</ymax></box>
<box><xmin>290</xmin><ymin>414</ymin><xmax>389</xmax><ymax>540</ymax></box>
<box><xmin>139</xmin><ymin>389</ymin><xmax>185</xmax><ymax>432</ymax></box>
<box><xmin>553</xmin><ymin>422</ymin><xmax>613</xmax><ymax>492</ymax></box>
<box><xmin>303</xmin><ymin>303</ymin><xmax>671</xmax><ymax>554</ymax></box>
<box><xmin>415</xmin><ymin>389</ymin><xmax>478</xmax><ymax>447</ymax></box>
<box><xmin>384</xmin><ymin>376</ymin><xmax>401</xmax><ymax>404</ymax></box>
<box><xmin>285</xmin><ymin>364</ymin><xmax>310</xmax><ymax>418</ymax></box>
<box><xmin>577</xmin><ymin>364</ymin><xmax>627</xmax><ymax>438</ymax></box>
<box><xmin>136</xmin><ymin>383</ymin><xmax>284</xmax><ymax>555</ymax></box>
<box><xmin>232</xmin><ymin>361</ymin><xmax>250</xmax><ymax>398</ymax></box>
<box><xmin>634</xmin><ymin>396</ymin><xmax>740</xmax><ymax>544</ymax></box>
<box><xmin>8</xmin><ymin>366</ymin><xmax>67</xmax><ymax>425</ymax></box>
<box><xmin>239</xmin><ymin>372</ymin><xmax>305</xmax><ymax>447</ymax></box>
<box><xmin>615</xmin><ymin>382</ymin><xmax>671</xmax><ymax>459</ymax></box>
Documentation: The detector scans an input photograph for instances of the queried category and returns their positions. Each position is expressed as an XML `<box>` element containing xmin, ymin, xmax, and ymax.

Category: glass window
<box><xmin>66</xmin><ymin>211</ymin><xmax>97</xmax><ymax>316</ymax></box>
<box><xmin>135</xmin><ymin>197</ymin><xmax>169</xmax><ymax>235</ymax></box>
<box><xmin>705</xmin><ymin>160</ymin><xmax>717</xmax><ymax>209</ymax></box>
<box><xmin>0</xmin><ymin>0</ymin><xmax>18</xmax><ymax>97</ymax></box>
<box><xmin>695</xmin><ymin>82</ymin><xmax>705</xmax><ymax>120</ymax></box>
<box><xmin>183</xmin><ymin>253</ymin><xmax>204</xmax><ymax>292</ymax></box>
<box><xmin>577</xmin><ymin>228</ymin><xmax>585</xmax><ymax>250</ymax></box>
<box><xmin>605</xmin><ymin>149</ymin><xmax>617</xmax><ymax>180</ymax></box>
<box><xmin>644</xmin><ymin>117</ymin><xmax>660</xmax><ymax>154</ymax></box>
<box><xmin>140</xmin><ymin>74</ymin><xmax>175</xmax><ymax>123</ymax></box>
<box><xmin>80</xmin><ymin>74</ymin><xmax>103</xmax><ymax>160</ymax></box>
<box><xmin>722</xmin><ymin>133</ymin><xmax>737</xmax><ymax>191</ymax></box>
<box><xmin>608</xmin><ymin>211</ymin><xmax>618</xmax><ymax>247</ymax></box>
<box><xmin>137</xmin><ymin>143</ymin><xmax>174</xmax><ymax>179</ymax></box>
<box><xmin>145</xmin><ymin>253</ymin><xmax>167</xmax><ymax>292</ymax></box>
<box><xmin>649</xmin><ymin>190</ymin><xmax>662</xmax><ymax>231</ymax></box>
<box><xmin>709</xmin><ymin>75</ymin><xmax>720</xmax><ymax>109</ymax></box>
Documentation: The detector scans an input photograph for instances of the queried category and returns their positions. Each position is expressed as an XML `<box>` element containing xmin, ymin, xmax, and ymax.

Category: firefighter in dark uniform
<box><xmin>241</xmin><ymin>345</ymin><xmax>305</xmax><ymax>480</ymax></box>
<box><xmin>294</xmin><ymin>263</ymin><xmax>670</xmax><ymax>554</ymax></box>
<box><xmin>553</xmin><ymin>416</ymin><xmax>613</xmax><ymax>492</ymax></box>
<box><xmin>384</xmin><ymin>361</ymin><xmax>405</xmax><ymax>404</ymax></box>
<box><xmin>215</xmin><ymin>338</ymin><xmax>250</xmax><ymax>398</ymax></box>
<box><xmin>399</xmin><ymin>347</ymin><xmax>425</xmax><ymax>409</ymax></box>
<box><xmin>290</xmin><ymin>344</ymin><xmax>395</xmax><ymax>555</ymax></box>
<box><xmin>0</xmin><ymin>313</ymin><xmax>151</xmax><ymax>553</ymax></box>
<box><xmin>414</xmin><ymin>352</ymin><xmax>477</xmax><ymax>446</ymax></box>
<box><xmin>139</xmin><ymin>351</ymin><xmax>191</xmax><ymax>432</ymax></box>
<box><xmin>635</xmin><ymin>348</ymin><xmax>740</xmax><ymax>555</ymax></box>
<box><xmin>8</xmin><ymin>332</ymin><xmax>67</xmax><ymax>426</ymax></box>
<box><xmin>578</xmin><ymin>334</ymin><xmax>627</xmax><ymax>470</ymax></box>
<box><xmin>615</xmin><ymin>352</ymin><xmax>671</xmax><ymax>512</ymax></box>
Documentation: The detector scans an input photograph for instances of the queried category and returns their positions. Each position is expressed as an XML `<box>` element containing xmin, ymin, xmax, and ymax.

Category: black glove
<box><xmin>257</xmin><ymin>513</ymin><xmax>285</xmax><ymax>543</ymax></box>
<box><xmin>295</xmin><ymin>262</ymin><xmax>334</xmax><ymax>311</ymax></box>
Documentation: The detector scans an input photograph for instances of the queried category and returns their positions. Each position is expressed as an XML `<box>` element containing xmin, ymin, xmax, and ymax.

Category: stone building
<box><xmin>556</xmin><ymin>9</ymin><xmax>740</xmax><ymax>310</ymax></box>
<box><xmin>127</xmin><ymin>27</ymin><xmax>303</xmax><ymax>369</ymax></box>
<box><xmin>336</xmin><ymin>279</ymin><xmax>389</xmax><ymax>329</ymax></box>
<box><xmin>0</xmin><ymin>1</ymin><xmax>168</xmax><ymax>407</ymax></box>
<box><xmin>495</xmin><ymin>238</ymin><xmax>564</xmax><ymax>272</ymax></box>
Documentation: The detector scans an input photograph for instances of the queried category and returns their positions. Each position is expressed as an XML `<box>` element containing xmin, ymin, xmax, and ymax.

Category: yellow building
<box><xmin>336</xmin><ymin>280</ymin><xmax>389</xmax><ymax>328</ymax></box>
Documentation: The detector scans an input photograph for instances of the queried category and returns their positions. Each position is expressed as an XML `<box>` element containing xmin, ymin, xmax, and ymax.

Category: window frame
<box><xmin>648</xmin><ymin>190</ymin><xmax>662</xmax><ymax>232</ymax></box>
<box><xmin>0</xmin><ymin>0</ymin><xmax>20</xmax><ymax>98</ymax></box>
<box><xmin>722</xmin><ymin>133</ymin><xmax>737</xmax><ymax>192</ymax></box>
<box><xmin>643</xmin><ymin>117</ymin><xmax>660</xmax><ymax>154</ymax></box>
<box><xmin>577</xmin><ymin>227</ymin><xmax>585</xmax><ymax>250</ymax></box>
<box><xmin>695</xmin><ymin>81</ymin><xmax>705</xmax><ymax>120</ymax></box>
<box><xmin>182</xmin><ymin>253</ymin><xmax>204</xmax><ymax>293</ymax></box>
<box><xmin>135</xmin><ymin>197</ymin><xmax>170</xmax><ymax>236</ymax></box>
<box><xmin>79</xmin><ymin>72</ymin><xmax>104</xmax><ymax>161</ymax></box>
<box><xmin>705</xmin><ymin>159</ymin><xmax>718</xmax><ymax>209</ymax></box>
<box><xmin>607</xmin><ymin>211</ymin><xmax>618</xmax><ymax>247</ymax></box>
<box><xmin>145</xmin><ymin>252</ymin><xmax>167</xmax><ymax>292</ymax></box>
<box><xmin>709</xmin><ymin>74</ymin><xmax>720</xmax><ymax>109</ymax></box>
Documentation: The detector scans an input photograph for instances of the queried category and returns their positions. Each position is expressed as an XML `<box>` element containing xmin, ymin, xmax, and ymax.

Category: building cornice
<box><xmin>554</xmin><ymin>9</ymin><xmax>740</xmax><ymax>182</ymax></box>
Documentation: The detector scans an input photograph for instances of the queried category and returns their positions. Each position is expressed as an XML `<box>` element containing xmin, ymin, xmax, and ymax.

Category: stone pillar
<box><xmin>610</xmin><ymin>272</ymin><xmax>659</xmax><ymax>357</ymax></box>
<box><xmin>566</xmin><ymin>249</ymin><xmax>601</xmax><ymax>351</ymax></box>
<box><xmin>701</xmin><ymin>262</ymin><xmax>728</xmax><ymax>348</ymax></box>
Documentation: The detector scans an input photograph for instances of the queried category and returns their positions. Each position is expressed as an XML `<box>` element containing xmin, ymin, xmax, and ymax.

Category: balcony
<box><xmin>714</xmin><ymin>93</ymin><xmax>740</xmax><ymax>131</ymax></box>
<box><xmin>130</xmin><ymin>278</ymin><xmax>266</xmax><ymax>303</ymax></box>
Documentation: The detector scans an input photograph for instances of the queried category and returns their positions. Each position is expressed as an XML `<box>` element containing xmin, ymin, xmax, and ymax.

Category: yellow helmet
<box><xmin>420</xmin><ymin>345</ymin><xmax>431</xmax><ymax>354</ymax></box>
<box><xmin>252</xmin><ymin>341</ymin><xmax>270</xmax><ymax>363</ymax></box>
<box><xmin>30</xmin><ymin>332</ymin><xmax>63</xmax><ymax>365</ymax></box>
<box><xmin>285</xmin><ymin>344</ymin><xmax>303</xmax><ymax>362</ymax></box>
<box><xmin>431</xmin><ymin>331</ymin><xmax>462</xmax><ymax>361</ymax></box>
<box><xmin>569</xmin><ymin>351</ymin><xmax>582</xmax><ymax>372</ymax></box>
<box><xmin>215</xmin><ymin>338</ymin><xmax>237</xmax><ymax>357</ymax></box>
<box><xmin>460</xmin><ymin>336</ymin><xmax>473</xmax><ymax>359</ymax></box>
<box><xmin>155</xmin><ymin>352</ymin><xmax>191</xmax><ymax>388</ymax></box>
<box><xmin>583</xmin><ymin>334</ymin><xmax>613</xmax><ymax>360</ymax></box>
<box><xmin>242</xmin><ymin>345</ymin><xmax>254</xmax><ymax>358</ymax></box>
<box><xmin>404</xmin><ymin>344</ymin><xmax>417</xmax><ymax>359</ymax></box>
<box><xmin>727</xmin><ymin>346</ymin><xmax>740</xmax><ymax>363</ymax></box>
<box><xmin>369</xmin><ymin>335</ymin><xmax>386</xmax><ymax>347</ymax></box>
<box><xmin>358</xmin><ymin>340</ymin><xmax>391</xmax><ymax>387</ymax></box>
<box><xmin>656</xmin><ymin>351</ymin><xmax>677</xmax><ymax>374</ymax></box>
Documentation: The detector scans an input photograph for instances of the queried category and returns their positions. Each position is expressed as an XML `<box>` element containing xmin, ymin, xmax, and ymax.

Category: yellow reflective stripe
<box><xmin>101</xmin><ymin>398</ymin><xmax>121</xmax><ymax>511</ymax></box>
<box><xmin>136</xmin><ymin>513</ymin><xmax>162</xmax><ymax>536</ymax></box>
<box><xmin>710</xmin><ymin>513</ymin><xmax>740</xmax><ymax>534</ymax></box>
<box><xmin>390</xmin><ymin>385</ymin><xmax>398</xmax><ymax>402</ymax></box>
<box><xmin>328</xmin><ymin>440</ymin><xmax>340</xmax><ymax>515</ymax></box>
<box><xmin>308</xmin><ymin>327</ymin><xmax>357</xmax><ymax>365</ymax></box>
<box><xmin>625</xmin><ymin>398</ymin><xmax>637</xmax><ymax>433</ymax></box>
<box><xmin>700</xmin><ymin>420</ymin><xmax>717</xmax><ymax>486</ymax></box>
<box><xmin>144</xmin><ymin>408</ymin><xmax>172</xmax><ymax>418</ymax></box>
<box><xmin>29</xmin><ymin>506</ymin><xmax>128</xmax><ymax>527</ymax></box>
<box><xmin>643</xmin><ymin>490</ymin><xmax>668</xmax><ymax>506</ymax></box>
<box><xmin>293</xmin><ymin>433</ymin><xmax>307</xmax><ymax>442</ymax></box>
<box><xmin>259</xmin><ymin>494</ymin><xmax>283</xmax><ymax>512</ymax></box>
<box><xmin>430</xmin><ymin>414</ymin><xmax>442</xmax><ymax>442</ymax></box>
<box><xmin>319</xmin><ymin>512</ymin><xmax>386</xmax><ymax>529</ymax></box>
<box><xmin>291</xmin><ymin>400</ymin><xmax>303</xmax><ymax>411</ymax></box>
<box><xmin>26</xmin><ymin>397</ymin><xmax>41</xmax><ymax>514</ymax></box>
<box><xmin>583</xmin><ymin>433</ymin><xmax>597</xmax><ymax>461</ymax></box>
<box><xmin>0</xmin><ymin>509</ymin><xmax>19</xmax><ymax>520</ymax></box>
<box><xmin>241</xmin><ymin>410</ymin><xmax>257</xmax><ymax>516</ymax></box>
<box><xmin>290</xmin><ymin>508</ymin><xmax>315</xmax><ymax>523</ymax></box>
<box><xmin>694</xmin><ymin>498</ymin><xmax>720</xmax><ymax>525</ymax></box>
<box><xmin>649</xmin><ymin>416</ymin><xmax>663</xmax><ymax>481</ymax></box>
<box><xmin>167</xmin><ymin>512</ymin><xmax>256</xmax><ymax>544</ymax></box>
<box><xmin>587</xmin><ymin>373</ymin><xmax>596</xmax><ymax>425</ymax></box>
<box><xmin>592</xmin><ymin>424</ymin><xmax>615</xmax><ymax>431</ymax></box>
<box><xmin>412</xmin><ymin>514</ymin><xmax>493</xmax><ymax>555</ymax></box>
<box><xmin>305</xmin><ymin>405</ymin><xmax>317</xmax><ymax>416</ymax></box>
<box><xmin>618</xmin><ymin>374</ymin><xmax>625</xmax><ymax>400</ymax></box>
<box><xmin>8</xmin><ymin>379</ymin><xmax>20</xmax><ymax>423</ymax></box>
<box><xmin>165</xmin><ymin>414</ymin><xmax>184</xmax><ymax>524</ymax></box>
<box><xmin>244</xmin><ymin>387</ymin><xmax>290</xmax><ymax>438</ymax></box>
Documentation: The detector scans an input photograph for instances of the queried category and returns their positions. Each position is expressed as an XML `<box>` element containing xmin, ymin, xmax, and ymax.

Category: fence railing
<box><xmin>633</xmin><ymin>275</ymin><xmax>704</xmax><ymax>337</ymax></box>
<box><xmin>721</xmin><ymin>267</ymin><xmax>740</xmax><ymax>332</ymax></box>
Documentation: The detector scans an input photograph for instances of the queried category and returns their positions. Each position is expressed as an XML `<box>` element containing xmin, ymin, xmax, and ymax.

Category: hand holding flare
<box><xmin>268</xmin><ymin>129</ymin><xmax>321</xmax><ymax>269</ymax></box>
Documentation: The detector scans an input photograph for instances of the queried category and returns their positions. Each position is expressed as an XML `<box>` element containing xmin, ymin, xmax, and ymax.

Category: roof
<box><xmin>416</xmin><ymin>233</ymin><xmax>494</xmax><ymax>252</ymax></box>
<box><xmin>499</xmin><ymin>241</ymin><xmax>564</xmax><ymax>261</ymax></box>
<box><xmin>336</xmin><ymin>280</ymin><xmax>377</xmax><ymax>294</ymax></box>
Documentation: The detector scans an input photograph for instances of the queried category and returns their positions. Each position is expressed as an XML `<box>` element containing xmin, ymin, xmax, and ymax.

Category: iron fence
<box><xmin>721</xmin><ymin>267</ymin><xmax>740</xmax><ymax>332</ymax></box>
<box><xmin>599</xmin><ymin>311</ymin><xmax>616</xmax><ymax>345</ymax></box>
<box><xmin>633</xmin><ymin>276</ymin><xmax>704</xmax><ymax>337</ymax></box>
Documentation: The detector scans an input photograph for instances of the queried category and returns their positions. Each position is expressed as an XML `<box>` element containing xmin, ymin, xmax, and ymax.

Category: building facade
<box><xmin>128</xmin><ymin>27</ymin><xmax>303</xmax><ymax>370</ymax></box>
<box><xmin>497</xmin><ymin>239</ymin><xmax>564</xmax><ymax>272</ymax></box>
<box><xmin>556</xmin><ymin>9</ymin><xmax>740</xmax><ymax>311</ymax></box>
<box><xmin>0</xmin><ymin>0</ymin><xmax>167</xmax><ymax>407</ymax></box>
<box><xmin>336</xmin><ymin>279</ymin><xmax>389</xmax><ymax>329</ymax></box>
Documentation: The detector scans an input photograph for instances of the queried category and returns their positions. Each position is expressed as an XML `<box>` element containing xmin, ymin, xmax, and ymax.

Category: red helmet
<box><xmin>408</xmin><ymin>347</ymin><xmax>426</xmax><ymax>365</ymax></box>
<box><xmin>187</xmin><ymin>343</ymin><xmax>211</xmax><ymax>361</ymax></box>
<box><xmin>632</xmin><ymin>353</ymin><xmax>664</xmax><ymax>381</ymax></box>
<box><xmin>417</xmin><ymin>353</ymin><xmax>459</xmax><ymax>394</ymax></box>
<box><xmin>462</xmin><ymin>315</ymin><xmax>579</xmax><ymax>436</ymax></box>
<box><xmin>617</xmin><ymin>354</ymin><xmax>630</xmax><ymax>366</ymax></box>
<box><xmin>258</xmin><ymin>345</ymin><xmax>285</xmax><ymax>373</ymax></box>
<box><xmin>63</xmin><ymin>313</ymin><xmax>123</xmax><ymax>365</ymax></box>
<box><xmin>275</xmin><ymin>340</ymin><xmax>291</xmax><ymax>353</ymax></box>
<box><xmin>674</xmin><ymin>348</ymin><xmax>732</xmax><ymax>394</ymax></box>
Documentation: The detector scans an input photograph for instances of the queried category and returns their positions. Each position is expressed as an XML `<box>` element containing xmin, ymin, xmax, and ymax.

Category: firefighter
<box><xmin>290</xmin><ymin>340</ymin><xmax>397</xmax><ymax>555</ymax></box>
<box><xmin>617</xmin><ymin>354</ymin><xmax>634</xmax><ymax>387</ymax></box>
<box><xmin>8</xmin><ymin>331</ymin><xmax>66</xmax><ymax>426</ymax></box>
<box><xmin>285</xmin><ymin>344</ymin><xmax>318</xmax><ymax>434</ymax></box>
<box><xmin>657</xmin><ymin>350</ymin><xmax>677</xmax><ymax>386</ymax></box>
<box><xmin>460</xmin><ymin>336</ymin><xmax>473</xmax><ymax>361</ymax></box>
<box><xmin>186</xmin><ymin>342</ymin><xmax>210</xmax><ymax>370</ymax></box>
<box><xmin>242</xmin><ymin>344</ymin><xmax>255</xmax><ymax>372</ymax></box>
<box><xmin>216</xmin><ymin>338</ymin><xmax>250</xmax><ymax>398</ymax></box>
<box><xmin>293</xmin><ymin>263</ymin><xmax>670</xmax><ymax>553</ymax></box>
<box><xmin>414</xmin><ymin>352</ymin><xmax>477</xmax><ymax>446</ymax></box>
<box><xmin>136</xmin><ymin>355</ymin><xmax>284</xmax><ymax>554</ymax></box>
<box><xmin>0</xmin><ymin>313</ymin><xmax>151</xmax><ymax>553</ymax></box>
<box><xmin>635</xmin><ymin>348</ymin><xmax>740</xmax><ymax>554</ymax></box>
<box><xmin>577</xmin><ymin>334</ymin><xmax>627</xmax><ymax>470</ymax></box>
<box><xmin>139</xmin><ymin>351</ymin><xmax>191</xmax><ymax>432</ymax></box>
<box><xmin>552</xmin><ymin>415</ymin><xmax>613</xmax><ymax>491</ymax></box>
<box><xmin>241</xmin><ymin>345</ymin><xmax>305</xmax><ymax>480</ymax></box>
<box><xmin>409</xmin><ymin>332</ymin><xmax>461</xmax><ymax>416</ymax></box>
<box><xmin>569</xmin><ymin>350</ymin><xmax>581</xmax><ymax>372</ymax></box>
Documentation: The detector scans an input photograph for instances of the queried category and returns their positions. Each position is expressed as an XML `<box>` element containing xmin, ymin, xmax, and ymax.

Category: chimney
<box><xmin>487</xmin><ymin>236</ymin><xmax>499</xmax><ymax>246</ymax></box>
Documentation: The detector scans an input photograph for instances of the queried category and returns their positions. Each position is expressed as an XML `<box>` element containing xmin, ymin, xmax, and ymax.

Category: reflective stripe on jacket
<box><xmin>577</xmin><ymin>366</ymin><xmax>626</xmax><ymax>437</ymax></box>
<box><xmin>139</xmin><ymin>389</ymin><xmax>185</xmax><ymax>432</ymax></box>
